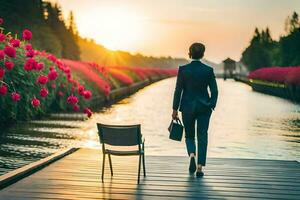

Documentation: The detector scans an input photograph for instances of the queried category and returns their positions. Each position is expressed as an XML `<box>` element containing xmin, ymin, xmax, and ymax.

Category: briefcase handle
<box><xmin>168</xmin><ymin>118</ymin><xmax>184</xmax><ymax>132</ymax></box>
<box><xmin>173</xmin><ymin>118</ymin><xmax>183</xmax><ymax>126</ymax></box>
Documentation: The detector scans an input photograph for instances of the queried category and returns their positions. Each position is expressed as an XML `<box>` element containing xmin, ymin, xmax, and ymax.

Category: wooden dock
<box><xmin>0</xmin><ymin>148</ymin><xmax>300</xmax><ymax>199</ymax></box>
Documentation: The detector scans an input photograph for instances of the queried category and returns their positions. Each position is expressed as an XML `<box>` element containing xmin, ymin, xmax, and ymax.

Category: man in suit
<box><xmin>172</xmin><ymin>42</ymin><xmax>218</xmax><ymax>177</ymax></box>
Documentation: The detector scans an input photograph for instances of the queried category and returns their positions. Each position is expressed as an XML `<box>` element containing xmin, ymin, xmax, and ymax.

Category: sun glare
<box><xmin>94</xmin><ymin>7</ymin><xmax>144</xmax><ymax>51</ymax></box>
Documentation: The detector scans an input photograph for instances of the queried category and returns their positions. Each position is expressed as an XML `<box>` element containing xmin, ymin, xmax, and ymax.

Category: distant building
<box><xmin>223</xmin><ymin>58</ymin><xmax>236</xmax><ymax>80</ymax></box>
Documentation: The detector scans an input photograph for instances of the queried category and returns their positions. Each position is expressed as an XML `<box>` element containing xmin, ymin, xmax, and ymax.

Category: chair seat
<box><xmin>105</xmin><ymin>149</ymin><xmax>144</xmax><ymax>156</ymax></box>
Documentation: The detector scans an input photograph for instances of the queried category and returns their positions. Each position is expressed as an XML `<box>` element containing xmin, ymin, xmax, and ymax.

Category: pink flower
<box><xmin>25</xmin><ymin>50</ymin><xmax>34</xmax><ymax>58</ymax></box>
<box><xmin>83</xmin><ymin>108</ymin><xmax>92</xmax><ymax>118</ymax></box>
<box><xmin>22</xmin><ymin>29</ymin><xmax>32</xmax><ymax>40</ymax></box>
<box><xmin>0</xmin><ymin>85</ymin><xmax>8</xmax><ymax>96</ymax></box>
<box><xmin>24</xmin><ymin>58</ymin><xmax>37</xmax><ymax>71</ymax></box>
<box><xmin>48</xmin><ymin>70</ymin><xmax>58</xmax><ymax>80</ymax></box>
<box><xmin>83</xmin><ymin>108</ymin><xmax>89</xmax><ymax>114</ymax></box>
<box><xmin>58</xmin><ymin>91</ymin><xmax>64</xmax><ymax>97</ymax></box>
<box><xmin>36</xmin><ymin>62</ymin><xmax>44</xmax><ymax>70</ymax></box>
<box><xmin>83</xmin><ymin>90</ymin><xmax>92</xmax><ymax>100</ymax></box>
<box><xmin>0</xmin><ymin>33</ymin><xmax>5</xmax><ymax>42</ymax></box>
<box><xmin>4</xmin><ymin>61</ymin><xmax>14</xmax><ymax>70</ymax></box>
<box><xmin>0</xmin><ymin>18</ymin><xmax>3</xmax><ymax>25</ymax></box>
<box><xmin>25</xmin><ymin>44</ymin><xmax>32</xmax><ymax>51</ymax></box>
<box><xmin>4</xmin><ymin>45</ymin><xmax>16</xmax><ymax>58</ymax></box>
<box><xmin>40</xmin><ymin>88</ymin><xmax>48</xmax><ymax>98</ymax></box>
<box><xmin>0</xmin><ymin>68</ymin><xmax>5</xmax><ymax>78</ymax></box>
<box><xmin>47</xmin><ymin>54</ymin><xmax>57</xmax><ymax>62</ymax></box>
<box><xmin>37</xmin><ymin>75</ymin><xmax>48</xmax><ymax>85</ymax></box>
<box><xmin>66</xmin><ymin>73</ymin><xmax>71</xmax><ymax>79</ymax></box>
<box><xmin>10</xmin><ymin>39</ymin><xmax>20</xmax><ymax>47</ymax></box>
<box><xmin>64</xmin><ymin>67</ymin><xmax>70</xmax><ymax>74</ymax></box>
<box><xmin>67</xmin><ymin>95</ymin><xmax>78</xmax><ymax>105</ymax></box>
<box><xmin>51</xmin><ymin>83</ymin><xmax>56</xmax><ymax>89</ymax></box>
<box><xmin>104</xmin><ymin>85</ymin><xmax>111</xmax><ymax>96</ymax></box>
<box><xmin>73</xmin><ymin>104</ymin><xmax>80</xmax><ymax>111</ymax></box>
<box><xmin>78</xmin><ymin>85</ymin><xmax>85</xmax><ymax>95</ymax></box>
<box><xmin>11</xmin><ymin>92</ymin><xmax>21</xmax><ymax>102</ymax></box>
<box><xmin>0</xmin><ymin>50</ymin><xmax>4</xmax><ymax>60</ymax></box>
<box><xmin>31</xmin><ymin>97</ymin><xmax>40</xmax><ymax>107</ymax></box>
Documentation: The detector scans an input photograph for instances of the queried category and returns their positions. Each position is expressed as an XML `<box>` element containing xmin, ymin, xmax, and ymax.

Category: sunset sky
<box><xmin>51</xmin><ymin>0</ymin><xmax>300</xmax><ymax>63</ymax></box>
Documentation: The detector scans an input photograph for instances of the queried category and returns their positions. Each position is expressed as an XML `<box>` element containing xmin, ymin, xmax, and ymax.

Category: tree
<box><xmin>251</xmin><ymin>28</ymin><xmax>261</xmax><ymax>44</ymax></box>
<box><xmin>280</xmin><ymin>12</ymin><xmax>300</xmax><ymax>66</ymax></box>
<box><xmin>280</xmin><ymin>28</ymin><xmax>300</xmax><ymax>66</ymax></box>
<box><xmin>285</xmin><ymin>12</ymin><xmax>300</xmax><ymax>34</ymax></box>
<box><xmin>241</xmin><ymin>28</ymin><xmax>276</xmax><ymax>70</ymax></box>
<box><xmin>67</xmin><ymin>11</ymin><xmax>78</xmax><ymax>38</ymax></box>
<box><xmin>262</xmin><ymin>28</ymin><xmax>273</xmax><ymax>44</ymax></box>
<box><xmin>45</xmin><ymin>3</ymin><xmax>80</xmax><ymax>60</ymax></box>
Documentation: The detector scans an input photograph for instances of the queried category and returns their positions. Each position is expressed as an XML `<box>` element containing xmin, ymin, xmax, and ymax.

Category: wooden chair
<box><xmin>97</xmin><ymin>123</ymin><xmax>146</xmax><ymax>184</ymax></box>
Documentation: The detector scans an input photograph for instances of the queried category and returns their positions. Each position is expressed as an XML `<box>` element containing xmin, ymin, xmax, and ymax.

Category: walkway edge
<box><xmin>0</xmin><ymin>147</ymin><xmax>79</xmax><ymax>189</ymax></box>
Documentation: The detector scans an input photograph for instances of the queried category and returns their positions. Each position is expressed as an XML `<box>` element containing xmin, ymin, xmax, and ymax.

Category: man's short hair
<box><xmin>189</xmin><ymin>43</ymin><xmax>205</xmax><ymax>59</ymax></box>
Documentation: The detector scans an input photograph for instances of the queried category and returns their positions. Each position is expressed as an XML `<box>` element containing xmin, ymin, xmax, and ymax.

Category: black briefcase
<box><xmin>168</xmin><ymin>119</ymin><xmax>184</xmax><ymax>141</ymax></box>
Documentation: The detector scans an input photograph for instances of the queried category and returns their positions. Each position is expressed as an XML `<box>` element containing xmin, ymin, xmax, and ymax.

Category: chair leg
<box><xmin>102</xmin><ymin>153</ymin><xmax>106</xmax><ymax>182</ymax></box>
<box><xmin>108</xmin><ymin>154</ymin><xmax>113</xmax><ymax>176</ymax></box>
<box><xmin>137</xmin><ymin>154</ymin><xmax>141</xmax><ymax>184</ymax></box>
<box><xmin>142</xmin><ymin>154</ymin><xmax>146</xmax><ymax>177</ymax></box>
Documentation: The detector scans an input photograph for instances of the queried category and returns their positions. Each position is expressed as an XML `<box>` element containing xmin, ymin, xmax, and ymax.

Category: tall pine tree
<box><xmin>45</xmin><ymin>3</ymin><xmax>80</xmax><ymax>60</ymax></box>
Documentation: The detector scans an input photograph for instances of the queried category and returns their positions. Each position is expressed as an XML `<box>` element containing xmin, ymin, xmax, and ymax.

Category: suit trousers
<box><xmin>182</xmin><ymin>110</ymin><xmax>212</xmax><ymax>166</ymax></box>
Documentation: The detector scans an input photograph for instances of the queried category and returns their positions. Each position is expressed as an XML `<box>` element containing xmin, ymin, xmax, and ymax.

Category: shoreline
<box><xmin>234</xmin><ymin>76</ymin><xmax>300</xmax><ymax>103</ymax></box>
<box><xmin>89</xmin><ymin>76</ymin><xmax>163</xmax><ymax>109</ymax></box>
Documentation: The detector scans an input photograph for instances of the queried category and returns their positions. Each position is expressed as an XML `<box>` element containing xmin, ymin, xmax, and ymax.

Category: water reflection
<box><xmin>0</xmin><ymin>78</ymin><xmax>299</xmax><ymax>175</ymax></box>
<box><xmin>89</xmin><ymin>79</ymin><xmax>300</xmax><ymax>161</ymax></box>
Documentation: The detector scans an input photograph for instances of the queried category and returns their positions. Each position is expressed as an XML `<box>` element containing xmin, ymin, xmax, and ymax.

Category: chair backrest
<box><xmin>97</xmin><ymin>123</ymin><xmax>142</xmax><ymax>146</ymax></box>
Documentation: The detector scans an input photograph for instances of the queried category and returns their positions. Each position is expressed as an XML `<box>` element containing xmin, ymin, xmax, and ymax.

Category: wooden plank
<box><xmin>0</xmin><ymin>148</ymin><xmax>78</xmax><ymax>189</ymax></box>
<box><xmin>7</xmin><ymin>180</ymin><xmax>300</xmax><ymax>196</ymax></box>
<box><xmin>41</xmin><ymin>169</ymin><xmax>300</xmax><ymax>181</ymax></box>
<box><xmin>16</xmin><ymin>179</ymin><xmax>299</xmax><ymax>193</ymax></box>
<box><xmin>2</xmin><ymin>187</ymin><xmax>299</xmax><ymax>200</ymax></box>
<box><xmin>1</xmin><ymin>148</ymin><xmax>299</xmax><ymax>200</ymax></box>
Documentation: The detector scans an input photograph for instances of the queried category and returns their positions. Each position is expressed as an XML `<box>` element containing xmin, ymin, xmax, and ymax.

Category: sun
<box><xmin>94</xmin><ymin>7</ymin><xmax>144</xmax><ymax>51</ymax></box>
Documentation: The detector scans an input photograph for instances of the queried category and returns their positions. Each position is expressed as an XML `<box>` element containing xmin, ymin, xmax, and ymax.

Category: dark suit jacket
<box><xmin>172</xmin><ymin>60</ymin><xmax>218</xmax><ymax>113</ymax></box>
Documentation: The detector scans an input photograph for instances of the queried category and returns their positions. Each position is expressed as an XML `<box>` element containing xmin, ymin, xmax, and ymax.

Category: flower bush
<box><xmin>286</xmin><ymin>67</ymin><xmax>300</xmax><ymax>85</ymax></box>
<box><xmin>0</xmin><ymin>18</ymin><xmax>178</xmax><ymax>127</ymax></box>
<box><xmin>62</xmin><ymin>60</ymin><xmax>178</xmax><ymax>92</ymax></box>
<box><xmin>61</xmin><ymin>59</ymin><xmax>111</xmax><ymax>96</ymax></box>
<box><xmin>107</xmin><ymin>68</ymin><xmax>134</xmax><ymax>85</ymax></box>
<box><xmin>0</xmin><ymin>19</ymin><xmax>93</xmax><ymax>126</ymax></box>
<box><xmin>248</xmin><ymin>66</ymin><xmax>300</xmax><ymax>85</ymax></box>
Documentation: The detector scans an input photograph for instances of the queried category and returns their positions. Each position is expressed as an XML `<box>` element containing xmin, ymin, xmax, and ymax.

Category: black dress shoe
<box><xmin>189</xmin><ymin>157</ymin><xmax>196</xmax><ymax>173</ymax></box>
<box><xmin>196</xmin><ymin>171</ymin><xmax>204</xmax><ymax>177</ymax></box>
